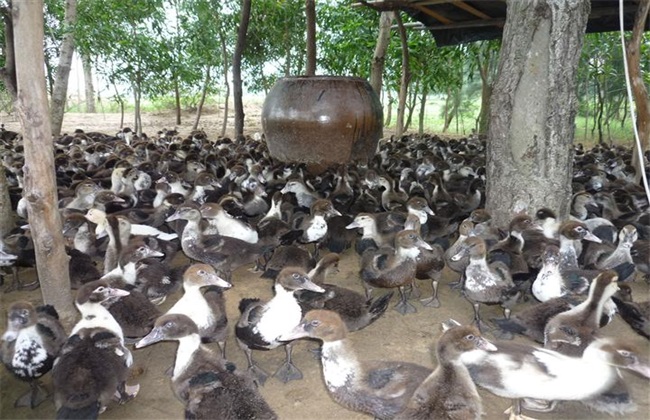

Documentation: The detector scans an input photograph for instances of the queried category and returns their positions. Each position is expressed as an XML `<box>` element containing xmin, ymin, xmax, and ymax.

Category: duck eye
<box><xmin>198</xmin><ymin>270</ymin><xmax>205</xmax><ymax>275</ymax></box>
<box><xmin>465</xmin><ymin>334</ymin><xmax>475</xmax><ymax>341</ymax></box>
<box><xmin>96</xmin><ymin>286</ymin><xmax>105</xmax><ymax>293</ymax></box>
<box><xmin>292</xmin><ymin>273</ymin><xmax>300</xmax><ymax>279</ymax></box>
<box><xmin>164</xmin><ymin>321</ymin><xmax>173</xmax><ymax>328</ymax></box>
<box><xmin>618</xmin><ymin>350</ymin><xmax>632</xmax><ymax>358</ymax></box>
<box><xmin>310</xmin><ymin>320</ymin><xmax>321</xmax><ymax>327</ymax></box>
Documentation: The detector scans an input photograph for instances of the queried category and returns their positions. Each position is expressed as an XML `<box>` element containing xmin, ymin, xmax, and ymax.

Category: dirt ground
<box><xmin>0</xmin><ymin>109</ymin><xmax>649</xmax><ymax>420</ymax></box>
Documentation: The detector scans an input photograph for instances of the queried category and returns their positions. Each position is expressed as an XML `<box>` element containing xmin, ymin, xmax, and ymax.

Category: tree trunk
<box><xmin>0</xmin><ymin>169</ymin><xmax>15</xmax><ymax>239</ymax></box>
<box><xmin>81</xmin><ymin>53</ymin><xmax>95</xmax><ymax>113</ymax></box>
<box><xmin>193</xmin><ymin>67</ymin><xmax>211</xmax><ymax>131</ymax></box>
<box><xmin>384</xmin><ymin>89</ymin><xmax>393</xmax><ymax>126</ymax></box>
<box><xmin>442</xmin><ymin>89</ymin><xmax>460</xmax><ymax>133</ymax></box>
<box><xmin>626</xmin><ymin>0</ymin><xmax>650</xmax><ymax>185</ymax></box>
<box><xmin>486</xmin><ymin>0</ymin><xmax>590</xmax><ymax>227</ymax></box>
<box><xmin>477</xmin><ymin>58</ymin><xmax>493</xmax><ymax>134</ymax></box>
<box><xmin>233</xmin><ymin>0</ymin><xmax>251</xmax><ymax>138</ymax></box>
<box><xmin>418</xmin><ymin>86</ymin><xmax>428</xmax><ymax>135</ymax></box>
<box><xmin>395</xmin><ymin>12</ymin><xmax>410</xmax><ymax>137</ymax></box>
<box><xmin>219</xmin><ymin>31</ymin><xmax>231</xmax><ymax>137</ymax></box>
<box><xmin>133</xmin><ymin>81</ymin><xmax>142</xmax><ymax>137</ymax></box>
<box><xmin>0</xmin><ymin>3</ymin><xmax>17</xmax><ymax>100</ymax></box>
<box><xmin>12</xmin><ymin>0</ymin><xmax>75</xmax><ymax>324</ymax></box>
<box><xmin>174</xmin><ymin>77</ymin><xmax>181</xmax><ymax>125</ymax></box>
<box><xmin>305</xmin><ymin>0</ymin><xmax>316</xmax><ymax>76</ymax></box>
<box><xmin>50</xmin><ymin>0</ymin><xmax>77</xmax><ymax>136</ymax></box>
<box><xmin>370</xmin><ymin>11</ymin><xmax>393</xmax><ymax>98</ymax></box>
<box><xmin>404</xmin><ymin>78</ymin><xmax>418</xmax><ymax>131</ymax></box>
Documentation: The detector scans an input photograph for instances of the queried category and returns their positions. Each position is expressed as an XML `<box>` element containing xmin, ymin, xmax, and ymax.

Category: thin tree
<box><xmin>12</xmin><ymin>0</ymin><xmax>76</xmax><ymax>324</ymax></box>
<box><xmin>50</xmin><ymin>0</ymin><xmax>77</xmax><ymax>136</ymax></box>
<box><xmin>370</xmin><ymin>11</ymin><xmax>393</xmax><ymax>98</ymax></box>
<box><xmin>395</xmin><ymin>11</ymin><xmax>410</xmax><ymax>136</ymax></box>
<box><xmin>625</xmin><ymin>0</ymin><xmax>650</xmax><ymax>184</ymax></box>
<box><xmin>305</xmin><ymin>0</ymin><xmax>316</xmax><ymax>76</ymax></box>
<box><xmin>81</xmin><ymin>52</ymin><xmax>96</xmax><ymax>113</ymax></box>
<box><xmin>233</xmin><ymin>0</ymin><xmax>251</xmax><ymax>138</ymax></box>
<box><xmin>486</xmin><ymin>0</ymin><xmax>590</xmax><ymax>226</ymax></box>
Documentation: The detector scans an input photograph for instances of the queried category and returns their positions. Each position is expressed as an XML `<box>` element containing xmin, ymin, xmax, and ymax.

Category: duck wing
<box><xmin>611</xmin><ymin>296</ymin><xmax>650</xmax><ymax>339</ymax></box>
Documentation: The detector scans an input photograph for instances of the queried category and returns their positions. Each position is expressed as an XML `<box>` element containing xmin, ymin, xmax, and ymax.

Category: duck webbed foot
<box><xmin>504</xmin><ymin>399</ymin><xmax>541</xmax><ymax>420</ymax></box>
<box><xmin>114</xmin><ymin>382</ymin><xmax>140</xmax><ymax>404</ymax></box>
<box><xmin>420</xmin><ymin>279</ymin><xmax>441</xmax><ymax>308</ymax></box>
<box><xmin>394</xmin><ymin>286</ymin><xmax>417</xmax><ymax>315</ymax></box>
<box><xmin>273</xmin><ymin>344</ymin><xmax>303</xmax><ymax>383</ymax></box>
<box><xmin>14</xmin><ymin>380</ymin><xmax>49</xmax><ymax>408</ymax></box>
<box><xmin>521</xmin><ymin>398</ymin><xmax>556</xmax><ymax>412</ymax></box>
<box><xmin>405</xmin><ymin>281</ymin><xmax>421</xmax><ymax>299</ymax></box>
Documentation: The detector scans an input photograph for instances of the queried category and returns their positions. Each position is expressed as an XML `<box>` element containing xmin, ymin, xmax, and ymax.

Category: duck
<box><xmin>360</xmin><ymin>229</ymin><xmax>432</xmax><ymax>315</ymax></box>
<box><xmin>1</xmin><ymin>302</ymin><xmax>66</xmax><ymax>408</ymax></box>
<box><xmin>280</xmin><ymin>177</ymin><xmax>321</xmax><ymax>209</ymax></box>
<box><xmin>280</xmin><ymin>198</ymin><xmax>342</xmax><ymax>259</ymax></box>
<box><xmin>584</xmin><ymin>224</ymin><xmax>638</xmax><ymax>282</ymax></box>
<box><xmin>135</xmin><ymin>314</ymin><xmax>277</xmax><ymax>420</ymax></box>
<box><xmin>261</xmin><ymin>244</ymin><xmax>313</xmax><ymax>280</ymax></box>
<box><xmin>166</xmin><ymin>204</ymin><xmax>271</xmax><ymax>275</ymax></box>
<box><xmin>458</xmin><ymin>332</ymin><xmax>650</xmax><ymax>420</ymax></box>
<box><xmin>279</xmin><ymin>309</ymin><xmax>431</xmax><ymax>419</ymax></box>
<box><xmin>403</xmin><ymin>214</ymin><xmax>446</xmax><ymax>308</ymax></box>
<box><xmin>395</xmin><ymin>322</ymin><xmax>494</xmax><ymax>420</ymax></box>
<box><xmin>165</xmin><ymin>264</ymin><xmax>232</xmax><ymax>357</ymax></box>
<box><xmin>235</xmin><ymin>267</ymin><xmax>325</xmax><ymax>385</ymax></box>
<box><xmin>450</xmin><ymin>236</ymin><xmax>517</xmax><ymax>331</ymax></box>
<box><xmin>345</xmin><ymin>212</ymin><xmax>396</xmax><ymax>256</ymax></box>
<box><xmin>199</xmin><ymin>202</ymin><xmax>259</xmax><ymax>244</ymax></box>
<box><xmin>296</xmin><ymin>253</ymin><xmax>394</xmax><ymax>332</ymax></box>
<box><xmin>543</xmin><ymin>270</ymin><xmax>620</xmax><ymax>356</ymax></box>
<box><xmin>558</xmin><ymin>220</ymin><xmax>602</xmax><ymax>270</ymax></box>
<box><xmin>52</xmin><ymin>280</ymin><xmax>139</xmax><ymax>419</ymax></box>
<box><xmin>631</xmin><ymin>238</ymin><xmax>650</xmax><ymax>280</ymax></box>
<box><xmin>611</xmin><ymin>284</ymin><xmax>650</xmax><ymax>339</ymax></box>
<box><xmin>492</xmin><ymin>296</ymin><xmax>579</xmax><ymax>343</ymax></box>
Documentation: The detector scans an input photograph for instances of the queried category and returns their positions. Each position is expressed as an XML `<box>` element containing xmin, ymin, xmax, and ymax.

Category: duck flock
<box><xmin>1</xmin><ymin>126</ymin><xmax>649</xmax><ymax>420</ymax></box>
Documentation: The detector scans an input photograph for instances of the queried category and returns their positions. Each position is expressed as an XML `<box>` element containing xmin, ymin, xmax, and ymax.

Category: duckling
<box><xmin>1</xmin><ymin>302</ymin><xmax>66</xmax><ymax>408</ymax></box>
<box><xmin>167</xmin><ymin>205</ymin><xmax>271</xmax><ymax>275</ymax></box>
<box><xmin>235</xmin><ymin>267</ymin><xmax>325</xmax><ymax>385</ymax></box>
<box><xmin>459</xmin><ymin>334</ymin><xmax>650</xmax><ymax>420</ymax></box>
<box><xmin>165</xmin><ymin>264</ymin><xmax>232</xmax><ymax>357</ymax></box>
<box><xmin>544</xmin><ymin>270</ymin><xmax>620</xmax><ymax>356</ymax></box>
<box><xmin>52</xmin><ymin>280</ymin><xmax>139</xmax><ymax>418</ymax></box>
<box><xmin>492</xmin><ymin>296</ymin><xmax>578</xmax><ymax>343</ymax></box>
<box><xmin>200</xmin><ymin>202</ymin><xmax>259</xmax><ymax>244</ymax></box>
<box><xmin>261</xmin><ymin>244</ymin><xmax>313</xmax><ymax>280</ymax></box>
<box><xmin>135</xmin><ymin>314</ymin><xmax>277</xmax><ymax>420</ymax></box>
<box><xmin>279</xmin><ymin>309</ymin><xmax>431</xmax><ymax>419</ymax></box>
<box><xmin>558</xmin><ymin>220</ymin><xmax>602</xmax><ymax>270</ymax></box>
<box><xmin>395</xmin><ymin>323</ymin><xmax>494</xmax><ymax>420</ymax></box>
<box><xmin>361</xmin><ymin>230</ymin><xmax>432</xmax><ymax>315</ymax></box>
<box><xmin>585</xmin><ymin>225</ymin><xmax>638</xmax><ymax>282</ymax></box>
<box><xmin>280</xmin><ymin>199</ymin><xmax>342</xmax><ymax>259</ymax></box>
<box><xmin>296</xmin><ymin>253</ymin><xmax>394</xmax><ymax>332</ymax></box>
<box><xmin>451</xmin><ymin>236</ymin><xmax>516</xmax><ymax>332</ymax></box>
<box><xmin>280</xmin><ymin>177</ymin><xmax>321</xmax><ymax>209</ymax></box>
<box><xmin>611</xmin><ymin>284</ymin><xmax>650</xmax><ymax>339</ymax></box>
<box><xmin>444</xmin><ymin>219</ymin><xmax>474</xmax><ymax>281</ymax></box>
<box><xmin>404</xmin><ymin>214</ymin><xmax>445</xmax><ymax>307</ymax></box>
<box><xmin>631</xmin><ymin>238</ymin><xmax>650</xmax><ymax>280</ymax></box>
<box><xmin>133</xmin><ymin>258</ymin><xmax>184</xmax><ymax>305</ymax></box>
<box><xmin>345</xmin><ymin>212</ymin><xmax>395</xmax><ymax>256</ymax></box>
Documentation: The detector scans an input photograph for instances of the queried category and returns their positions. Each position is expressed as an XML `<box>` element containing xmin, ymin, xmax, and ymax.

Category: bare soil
<box><xmin>0</xmin><ymin>110</ymin><xmax>649</xmax><ymax>420</ymax></box>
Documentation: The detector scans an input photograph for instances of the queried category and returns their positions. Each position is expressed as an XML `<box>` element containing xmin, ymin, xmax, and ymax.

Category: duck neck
<box><xmin>173</xmin><ymin>334</ymin><xmax>202</xmax><ymax>380</ymax></box>
<box><xmin>73</xmin><ymin>302</ymin><xmax>124</xmax><ymax>341</ymax></box>
<box><xmin>559</xmin><ymin>236</ymin><xmax>578</xmax><ymax>269</ymax></box>
<box><xmin>321</xmin><ymin>339</ymin><xmax>358</xmax><ymax>389</ymax></box>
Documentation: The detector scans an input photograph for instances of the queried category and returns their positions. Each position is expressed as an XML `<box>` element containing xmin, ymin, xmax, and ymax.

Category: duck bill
<box><xmin>278</xmin><ymin>324</ymin><xmax>309</xmax><ymax>342</ymax></box>
<box><xmin>329</xmin><ymin>209</ymin><xmax>342</xmax><ymax>217</ymax></box>
<box><xmin>450</xmin><ymin>250</ymin><xmax>465</xmax><ymax>262</ymax></box>
<box><xmin>424</xmin><ymin>206</ymin><xmax>435</xmax><ymax>215</ymax></box>
<box><xmin>345</xmin><ymin>221</ymin><xmax>360</xmax><ymax>229</ymax></box>
<box><xmin>302</xmin><ymin>280</ymin><xmax>325</xmax><ymax>293</ymax></box>
<box><xmin>583</xmin><ymin>231</ymin><xmax>602</xmax><ymax>243</ymax></box>
<box><xmin>135</xmin><ymin>327</ymin><xmax>165</xmax><ymax>348</ymax></box>
<box><xmin>207</xmin><ymin>274</ymin><xmax>232</xmax><ymax>289</ymax></box>
<box><xmin>107</xmin><ymin>288</ymin><xmax>131</xmax><ymax>299</ymax></box>
<box><xmin>476</xmin><ymin>337</ymin><xmax>497</xmax><ymax>352</ymax></box>
<box><xmin>628</xmin><ymin>360</ymin><xmax>650</xmax><ymax>379</ymax></box>
<box><xmin>165</xmin><ymin>212</ymin><xmax>181</xmax><ymax>222</ymax></box>
<box><xmin>417</xmin><ymin>238</ymin><xmax>433</xmax><ymax>251</ymax></box>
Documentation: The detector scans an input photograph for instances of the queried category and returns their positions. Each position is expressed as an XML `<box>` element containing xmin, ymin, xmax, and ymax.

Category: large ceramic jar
<box><xmin>262</xmin><ymin>76</ymin><xmax>383</xmax><ymax>170</ymax></box>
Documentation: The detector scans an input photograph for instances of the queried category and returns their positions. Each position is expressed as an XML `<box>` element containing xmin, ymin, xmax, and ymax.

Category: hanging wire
<box><xmin>619</xmin><ymin>0</ymin><xmax>650</xmax><ymax>204</ymax></box>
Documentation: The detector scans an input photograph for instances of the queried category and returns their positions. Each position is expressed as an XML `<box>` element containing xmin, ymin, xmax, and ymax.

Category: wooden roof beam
<box><xmin>452</xmin><ymin>1</ymin><xmax>493</xmax><ymax>20</ymax></box>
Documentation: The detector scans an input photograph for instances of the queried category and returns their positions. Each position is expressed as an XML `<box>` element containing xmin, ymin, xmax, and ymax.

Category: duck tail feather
<box><xmin>238</xmin><ymin>298</ymin><xmax>261</xmax><ymax>314</ymax></box>
<box><xmin>491</xmin><ymin>317</ymin><xmax>527</xmax><ymax>335</ymax></box>
<box><xmin>611</xmin><ymin>262</ymin><xmax>636</xmax><ymax>282</ymax></box>
<box><xmin>36</xmin><ymin>304</ymin><xmax>60</xmax><ymax>319</ymax></box>
<box><xmin>366</xmin><ymin>291</ymin><xmax>395</xmax><ymax>324</ymax></box>
<box><xmin>56</xmin><ymin>402</ymin><xmax>101</xmax><ymax>420</ymax></box>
